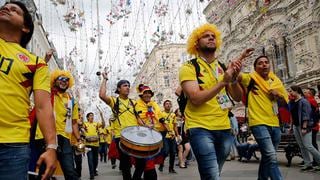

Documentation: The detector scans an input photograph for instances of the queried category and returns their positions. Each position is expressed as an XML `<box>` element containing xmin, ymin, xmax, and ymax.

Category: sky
<box><xmin>30</xmin><ymin>0</ymin><xmax>212</xmax><ymax>118</ymax></box>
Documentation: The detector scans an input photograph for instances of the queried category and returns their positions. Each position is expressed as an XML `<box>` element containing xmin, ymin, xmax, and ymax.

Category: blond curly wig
<box><xmin>50</xmin><ymin>69</ymin><xmax>75</xmax><ymax>88</ymax></box>
<box><xmin>186</xmin><ymin>23</ymin><xmax>222</xmax><ymax>55</ymax></box>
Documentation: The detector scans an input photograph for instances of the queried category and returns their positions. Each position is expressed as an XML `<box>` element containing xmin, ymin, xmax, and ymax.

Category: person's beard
<box><xmin>199</xmin><ymin>46</ymin><xmax>216</xmax><ymax>54</ymax></box>
<box><xmin>56</xmin><ymin>85</ymin><xmax>68</xmax><ymax>92</ymax></box>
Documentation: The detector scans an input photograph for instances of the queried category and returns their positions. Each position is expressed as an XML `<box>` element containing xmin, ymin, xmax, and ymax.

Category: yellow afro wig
<box><xmin>50</xmin><ymin>69</ymin><xmax>75</xmax><ymax>88</ymax></box>
<box><xmin>186</xmin><ymin>23</ymin><xmax>222</xmax><ymax>55</ymax></box>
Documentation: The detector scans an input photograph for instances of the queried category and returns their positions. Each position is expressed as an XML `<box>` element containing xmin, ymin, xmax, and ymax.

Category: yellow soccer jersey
<box><xmin>54</xmin><ymin>92</ymin><xmax>79</xmax><ymax>139</ymax></box>
<box><xmin>106</xmin><ymin>126</ymin><xmax>112</xmax><ymax>144</ymax></box>
<box><xmin>0</xmin><ymin>38</ymin><xmax>50</xmax><ymax>143</ymax></box>
<box><xmin>84</xmin><ymin>122</ymin><xmax>100</xmax><ymax>147</ymax></box>
<box><xmin>135</xmin><ymin>99</ymin><xmax>166</xmax><ymax>132</ymax></box>
<box><xmin>162</xmin><ymin>111</ymin><xmax>177</xmax><ymax>138</ymax></box>
<box><xmin>241</xmin><ymin>73</ymin><xmax>280</xmax><ymax>127</ymax></box>
<box><xmin>179</xmin><ymin>57</ymin><xmax>230</xmax><ymax>130</ymax></box>
<box><xmin>108</xmin><ymin>97</ymin><xmax>138</xmax><ymax>138</ymax></box>
<box><xmin>98</xmin><ymin>127</ymin><xmax>107</xmax><ymax>143</ymax></box>
<box><xmin>109</xmin><ymin>121</ymin><xmax>118</xmax><ymax>139</ymax></box>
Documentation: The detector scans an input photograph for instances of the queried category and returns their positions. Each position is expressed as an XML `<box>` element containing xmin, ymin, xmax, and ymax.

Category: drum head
<box><xmin>119</xmin><ymin>142</ymin><xmax>161</xmax><ymax>158</ymax></box>
<box><xmin>121</xmin><ymin>126</ymin><xmax>162</xmax><ymax>146</ymax></box>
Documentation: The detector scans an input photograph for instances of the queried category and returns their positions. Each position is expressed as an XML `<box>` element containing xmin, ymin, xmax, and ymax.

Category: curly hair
<box><xmin>50</xmin><ymin>69</ymin><xmax>75</xmax><ymax>88</ymax></box>
<box><xmin>186</xmin><ymin>23</ymin><xmax>222</xmax><ymax>55</ymax></box>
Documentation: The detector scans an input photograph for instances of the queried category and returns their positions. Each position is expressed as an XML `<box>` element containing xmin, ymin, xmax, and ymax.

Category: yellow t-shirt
<box><xmin>84</xmin><ymin>122</ymin><xmax>100</xmax><ymax>147</ymax></box>
<box><xmin>162</xmin><ymin>111</ymin><xmax>177</xmax><ymax>138</ymax></box>
<box><xmin>69</xmin><ymin>120</ymin><xmax>85</xmax><ymax>146</ymax></box>
<box><xmin>241</xmin><ymin>73</ymin><xmax>280</xmax><ymax>127</ymax></box>
<box><xmin>0</xmin><ymin>38</ymin><xmax>50</xmax><ymax>143</ymax></box>
<box><xmin>110</xmin><ymin>121</ymin><xmax>117</xmax><ymax>138</ymax></box>
<box><xmin>98</xmin><ymin>127</ymin><xmax>107</xmax><ymax>143</ymax></box>
<box><xmin>106</xmin><ymin>126</ymin><xmax>112</xmax><ymax>144</ymax></box>
<box><xmin>179</xmin><ymin>57</ymin><xmax>230</xmax><ymax>130</ymax></box>
<box><xmin>135</xmin><ymin>99</ymin><xmax>166</xmax><ymax>132</ymax></box>
<box><xmin>54</xmin><ymin>93</ymin><xmax>79</xmax><ymax>139</ymax></box>
<box><xmin>108</xmin><ymin>97</ymin><xmax>138</xmax><ymax>138</ymax></box>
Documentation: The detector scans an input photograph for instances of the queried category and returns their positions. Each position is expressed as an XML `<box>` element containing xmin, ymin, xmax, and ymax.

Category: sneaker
<box><xmin>301</xmin><ymin>166</ymin><xmax>313</xmax><ymax>171</ymax></box>
<box><xmin>299</xmin><ymin>161</ymin><xmax>305</xmax><ymax>167</ymax></box>
<box><xmin>314</xmin><ymin>166</ymin><xmax>320</xmax><ymax>171</ymax></box>
<box><xmin>169</xmin><ymin>168</ymin><xmax>177</xmax><ymax>173</ymax></box>
<box><xmin>312</xmin><ymin>161</ymin><xmax>319</xmax><ymax>166</ymax></box>
<box><xmin>158</xmin><ymin>165</ymin><xmax>164</xmax><ymax>172</ymax></box>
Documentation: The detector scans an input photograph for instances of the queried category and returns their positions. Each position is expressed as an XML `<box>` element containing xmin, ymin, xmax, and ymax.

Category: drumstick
<box><xmin>96</xmin><ymin>105</ymin><xmax>102</xmax><ymax>112</ymax></box>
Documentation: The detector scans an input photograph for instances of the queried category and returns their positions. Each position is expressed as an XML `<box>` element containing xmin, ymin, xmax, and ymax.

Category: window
<box><xmin>180</xmin><ymin>52</ymin><xmax>188</xmax><ymax>63</ymax></box>
<box><xmin>164</xmin><ymin>75</ymin><xmax>170</xmax><ymax>87</ymax></box>
<box><xmin>160</xmin><ymin>55</ymin><xmax>166</xmax><ymax>68</ymax></box>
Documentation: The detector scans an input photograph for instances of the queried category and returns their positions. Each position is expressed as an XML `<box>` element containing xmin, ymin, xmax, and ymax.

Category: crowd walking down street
<box><xmin>1</xmin><ymin>1</ymin><xmax>320</xmax><ymax>180</ymax></box>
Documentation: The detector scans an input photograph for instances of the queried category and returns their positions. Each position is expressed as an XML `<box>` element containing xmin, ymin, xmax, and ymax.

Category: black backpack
<box><xmin>177</xmin><ymin>58</ymin><xmax>230</xmax><ymax>114</ymax></box>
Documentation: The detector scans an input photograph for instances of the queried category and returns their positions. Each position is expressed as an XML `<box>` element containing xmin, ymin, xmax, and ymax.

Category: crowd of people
<box><xmin>1</xmin><ymin>1</ymin><xmax>320</xmax><ymax>180</ymax></box>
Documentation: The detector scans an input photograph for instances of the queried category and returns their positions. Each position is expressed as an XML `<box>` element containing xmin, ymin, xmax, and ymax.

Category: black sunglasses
<box><xmin>57</xmin><ymin>76</ymin><xmax>69</xmax><ymax>82</ymax></box>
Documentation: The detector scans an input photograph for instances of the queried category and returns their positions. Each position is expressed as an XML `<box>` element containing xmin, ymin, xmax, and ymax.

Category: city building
<box><xmin>203</xmin><ymin>0</ymin><xmax>320</xmax><ymax>88</ymax></box>
<box><xmin>132</xmin><ymin>43</ymin><xmax>191</xmax><ymax>108</ymax></box>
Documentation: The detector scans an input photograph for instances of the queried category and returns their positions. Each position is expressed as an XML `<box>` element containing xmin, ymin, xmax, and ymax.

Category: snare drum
<box><xmin>120</xmin><ymin>126</ymin><xmax>163</xmax><ymax>158</ymax></box>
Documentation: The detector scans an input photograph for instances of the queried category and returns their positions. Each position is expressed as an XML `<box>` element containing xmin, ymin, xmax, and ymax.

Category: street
<box><xmin>54</xmin><ymin>151</ymin><xmax>320</xmax><ymax>180</ymax></box>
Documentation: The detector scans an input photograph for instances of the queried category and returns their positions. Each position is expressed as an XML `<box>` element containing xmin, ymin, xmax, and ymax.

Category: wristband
<box><xmin>46</xmin><ymin>144</ymin><xmax>58</xmax><ymax>150</ymax></box>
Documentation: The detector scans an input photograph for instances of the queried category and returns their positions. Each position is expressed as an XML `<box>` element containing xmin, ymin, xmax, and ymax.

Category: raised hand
<box><xmin>101</xmin><ymin>72</ymin><xmax>108</xmax><ymax>80</ymax></box>
<box><xmin>44</xmin><ymin>49</ymin><xmax>54</xmax><ymax>63</ymax></box>
<box><xmin>240</xmin><ymin>48</ymin><xmax>255</xmax><ymax>61</ymax></box>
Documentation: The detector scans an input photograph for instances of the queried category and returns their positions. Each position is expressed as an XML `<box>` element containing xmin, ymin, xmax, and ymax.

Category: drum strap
<box><xmin>164</xmin><ymin>111</ymin><xmax>172</xmax><ymax>122</ymax></box>
<box><xmin>113</xmin><ymin>97</ymin><xmax>139</xmax><ymax>126</ymax></box>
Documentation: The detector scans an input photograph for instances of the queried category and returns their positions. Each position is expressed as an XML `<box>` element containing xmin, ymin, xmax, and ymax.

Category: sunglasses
<box><xmin>57</xmin><ymin>76</ymin><xmax>69</xmax><ymax>82</ymax></box>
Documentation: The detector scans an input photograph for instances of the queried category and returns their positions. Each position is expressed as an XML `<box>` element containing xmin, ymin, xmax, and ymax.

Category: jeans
<box><xmin>73</xmin><ymin>147</ymin><xmax>82</xmax><ymax>177</ymax></box>
<box><xmin>293</xmin><ymin>126</ymin><xmax>320</xmax><ymax>166</ymax></box>
<box><xmin>115</xmin><ymin>138</ymin><xmax>132</xmax><ymax>180</ymax></box>
<box><xmin>188</xmin><ymin>128</ymin><xmax>233</xmax><ymax>180</ymax></box>
<box><xmin>99</xmin><ymin>142</ymin><xmax>107</xmax><ymax>162</ymax></box>
<box><xmin>163</xmin><ymin>138</ymin><xmax>177</xmax><ymax>169</ymax></box>
<box><xmin>57</xmin><ymin>135</ymin><xmax>78</xmax><ymax>180</ymax></box>
<box><xmin>0</xmin><ymin>143</ymin><xmax>30</xmax><ymax>180</ymax></box>
<box><xmin>251</xmin><ymin>125</ymin><xmax>282</xmax><ymax>180</ymax></box>
<box><xmin>87</xmin><ymin>146</ymin><xmax>99</xmax><ymax>177</ymax></box>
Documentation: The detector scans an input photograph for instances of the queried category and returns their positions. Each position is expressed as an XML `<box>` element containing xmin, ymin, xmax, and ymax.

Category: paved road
<box><xmin>54</xmin><ymin>151</ymin><xmax>320</xmax><ymax>180</ymax></box>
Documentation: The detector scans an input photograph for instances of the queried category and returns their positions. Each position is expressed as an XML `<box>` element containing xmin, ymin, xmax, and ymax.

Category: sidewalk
<box><xmin>72</xmin><ymin>151</ymin><xmax>320</xmax><ymax>180</ymax></box>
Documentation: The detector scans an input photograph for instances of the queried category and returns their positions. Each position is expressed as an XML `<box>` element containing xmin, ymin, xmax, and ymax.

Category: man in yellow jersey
<box><xmin>238</xmin><ymin>56</ymin><xmax>288</xmax><ymax>180</ymax></box>
<box><xmin>84</xmin><ymin>112</ymin><xmax>105</xmax><ymax>180</ymax></box>
<box><xmin>99</xmin><ymin>72</ymin><xmax>144</xmax><ymax>180</ymax></box>
<box><xmin>179</xmin><ymin>23</ymin><xmax>253</xmax><ymax>179</ymax></box>
<box><xmin>160</xmin><ymin>100</ymin><xmax>179</xmax><ymax>173</ymax></box>
<box><xmin>98</xmin><ymin>117</ymin><xmax>108</xmax><ymax>163</ymax></box>
<box><xmin>73</xmin><ymin>109</ymin><xmax>85</xmax><ymax>179</ymax></box>
<box><xmin>107</xmin><ymin>118</ymin><xmax>118</xmax><ymax>169</ymax></box>
<box><xmin>135</xmin><ymin>84</ymin><xmax>164</xmax><ymax>179</ymax></box>
<box><xmin>0</xmin><ymin>1</ymin><xmax>56</xmax><ymax>179</ymax></box>
<box><xmin>51</xmin><ymin>70</ymin><xmax>81</xmax><ymax>180</ymax></box>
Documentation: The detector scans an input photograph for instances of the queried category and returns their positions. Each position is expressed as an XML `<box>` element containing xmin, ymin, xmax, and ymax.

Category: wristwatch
<box><xmin>46</xmin><ymin>144</ymin><xmax>58</xmax><ymax>150</ymax></box>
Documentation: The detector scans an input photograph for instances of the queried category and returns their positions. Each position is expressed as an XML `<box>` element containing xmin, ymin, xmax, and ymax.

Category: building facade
<box><xmin>203</xmin><ymin>0</ymin><xmax>320</xmax><ymax>87</ymax></box>
<box><xmin>132</xmin><ymin>44</ymin><xmax>191</xmax><ymax>108</ymax></box>
<box><xmin>203</xmin><ymin>0</ymin><xmax>320</xmax><ymax>119</ymax></box>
